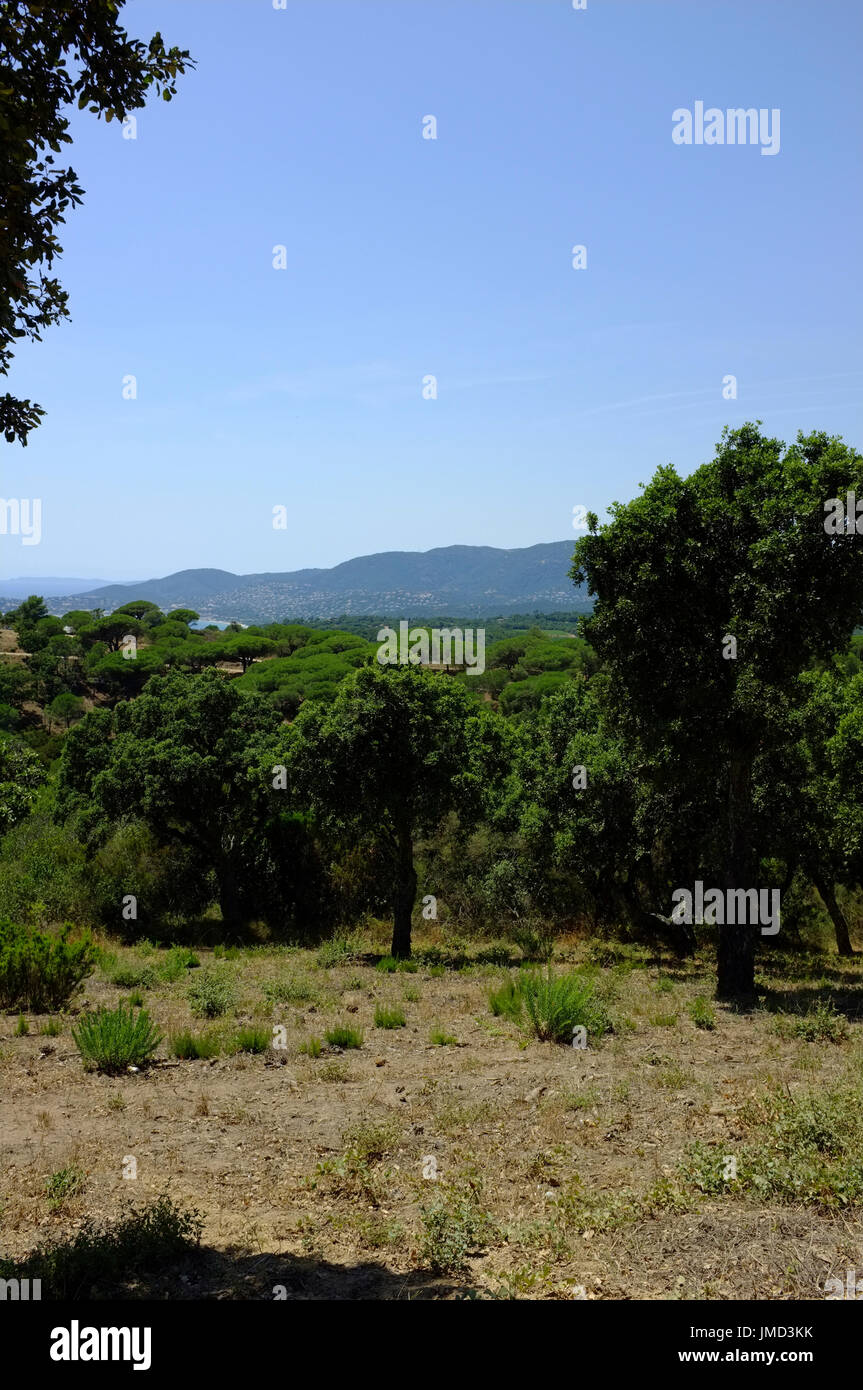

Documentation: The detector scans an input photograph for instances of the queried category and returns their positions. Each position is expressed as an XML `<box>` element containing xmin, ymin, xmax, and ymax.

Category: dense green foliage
<box><xmin>0</xmin><ymin>917</ymin><xmax>95</xmax><ymax>1011</ymax></box>
<box><xmin>0</xmin><ymin>426</ymin><xmax>860</xmax><ymax>1000</ymax></box>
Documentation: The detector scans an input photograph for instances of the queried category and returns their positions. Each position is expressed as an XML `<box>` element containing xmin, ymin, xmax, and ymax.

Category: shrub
<box><xmin>264</xmin><ymin>975</ymin><xmax>321</xmax><ymax>1006</ymax></box>
<box><xmin>688</xmin><ymin>996</ymin><xmax>716</xmax><ymax>1030</ymax></box>
<box><xmin>376</xmin><ymin>955</ymin><xmax>418</xmax><ymax>974</ymax></box>
<box><xmin>430</xmin><ymin>1028</ymin><xmax>458</xmax><ymax>1046</ymax></box>
<box><xmin>317</xmin><ymin>932</ymin><xmax>364</xmax><ymax>968</ymax></box>
<box><xmin>14</xmin><ymin>1013</ymin><xmax>28</xmax><ymax>1036</ymax></box>
<box><xmin>374</xmin><ymin>1004</ymin><xmax>406</xmax><ymax>1029</ymax></box>
<box><xmin>0</xmin><ymin>1196</ymin><xmax>202</xmax><ymax>1299</ymax></box>
<box><xmin>0</xmin><ymin>918</ymin><xmax>96</xmax><ymax>1012</ymax></box>
<box><xmin>230</xmin><ymin>1026</ymin><xmax>270</xmax><ymax>1054</ymax></box>
<box><xmin>45</xmin><ymin>1164</ymin><xmax>85</xmax><ymax>1210</ymax></box>
<box><xmin>775</xmin><ymin>1000</ymin><xmax>848</xmax><ymax>1043</ymax></box>
<box><xmin>420</xmin><ymin>1194</ymin><xmax>493</xmax><ymax>1273</ymax></box>
<box><xmin>299</xmin><ymin>1035</ymin><xmax>323</xmax><ymax>1057</ymax></box>
<box><xmin>158</xmin><ymin>946</ymin><xmax>200</xmax><ymax>982</ymax></box>
<box><xmin>39</xmin><ymin>1017</ymin><xmax>62</xmax><ymax>1036</ymax></box>
<box><xmin>170</xmin><ymin>1030</ymin><xmax>220</xmax><ymax>1060</ymax></box>
<box><xmin>325</xmin><ymin>1024</ymin><xmax>363</xmax><ymax>1049</ymax></box>
<box><xmin>516</xmin><ymin>967</ymin><xmax>611</xmax><ymax>1044</ymax></box>
<box><xmin>109</xmin><ymin>964</ymin><xmax>157</xmax><ymax>990</ymax></box>
<box><xmin>188</xmin><ymin>968</ymin><xmax>236</xmax><ymax>1019</ymax></box>
<box><xmin>488</xmin><ymin>977</ymin><xmax>522</xmax><ymax>1023</ymax></box>
<box><xmin>72</xmin><ymin>1002</ymin><xmax>162</xmax><ymax>1073</ymax></box>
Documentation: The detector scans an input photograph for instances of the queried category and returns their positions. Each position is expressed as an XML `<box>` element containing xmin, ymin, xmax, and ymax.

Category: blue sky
<box><xmin>3</xmin><ymin>0</ymin><xmax>862</xmax><ymax>581</ymax></box>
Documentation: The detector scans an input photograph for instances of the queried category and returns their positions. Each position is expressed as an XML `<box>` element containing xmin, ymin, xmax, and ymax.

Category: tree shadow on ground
<box><xmin>91</xmin><ymin>1245</ymin><xmax>474</xmax><ymax>1301</ymax></box>
<box><xmin>754</xmin><ymin>983</ymin><xmax>863</xmax><ymax>1020</ymax></box>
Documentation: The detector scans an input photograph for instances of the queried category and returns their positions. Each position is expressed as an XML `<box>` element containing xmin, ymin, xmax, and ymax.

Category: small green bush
<box><xmin>688</xmin><ymin>996</ymin><xmax>716</xmax><ymax>1030</ymax></box>
<box><xmin>681</xmin><ymin>1085</ymin><xmax>863</xmax><ymax>1208</ymax></box>
<box><xmin>188</xmin><ymin>968</ymin><xmax>236</xmax><ymax>1019</ymax></box>
<box><xmin>0</xmin><ymin>918</ymin><xmax>96</xmax><ymax>1012</ymax></box>
<box><xmin>72</xmin><ymin>1002</ymin><xmax>162</xmax><ymax>1073</ymax></box>
<box><xmin>108</xmin><ymin>964</ymin><xmax>157</xmax><ymax>990</ymax></box>
<box><xmin>39</xmin><ymin>1017</ymin><xmax>62</xmax><ymax>1036</ymax></box>
<box><xmin>420</xmin><ymin>1194</ymin><xmax>493</xmax><ymax>1273</ymax></box>
<box><xmin>325</xmin><ymin>1024</ymin><xmax>363</xmax><ymax>1049</ymax></box>
<box><xmin>14</xmin><ymin>1013</ymin><xmax>28</xmax><ymax>1036</ymax></box>
<box><xmin>299</xmin><ymin>1035</ymin><xmax>323</xmax><ymax>1057</ymax></box>
<box><xmin>264</xmin><ymin>975</ymin><xmax>321</xmax><ymax>1006</ymax></box>
<box><xmin>775</xmin><ymin>1000</ymin><xmax>848</xmax><ymax>1043</ymax></box>
<box><xmin>430</xmin><ymin>1028</ymin><xmax>458</xmax><ymax>1046</ymax></box>
<box><xmin>317</xmin><ymin>935</ymin><xmax>364</xmax><ymax>968</ymax></box>
<box><xmin>374</xmin><ymin>1004</ymin><xmax>406</xmax><ymax>1029</ymax></box>
<box><xmin>376</xmin><ymin>955</ymin><xmax>418</xmax><ymax>974</ymax></box>
<box><xmin>517</xmin><ymin>967</ymin><xmax>611</xmax><ymax>1044</ymax></box>
<box><xmin>170</xmin><ymin>1029</ymin><xmax>220</xmax><ymax>1060</ymax></box>
<box><xmin>230</xmin><ymin>1026</ymin><xmax>270</xmax><ymax>1054</ymax></box>
<box><xmin>158</xmin><ymin>946</ymin><xmax>200</xmax><ymax>982</ymax></box>
<box><xmin>45</xmin><ymin>1164</ymin><xmax>85</xmax><ymax>1210</ymax></box>
<box><xmin>488</xmin><ymin>977</ymin><xmax>522</xmax><ymax>1023</ymax></box>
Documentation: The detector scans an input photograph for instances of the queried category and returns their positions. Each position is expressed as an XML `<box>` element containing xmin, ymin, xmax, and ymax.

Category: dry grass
<box><xmin>2</xmin><ymin>930</ymin><xmax>863</xmax><ymax>1299</ymax></box>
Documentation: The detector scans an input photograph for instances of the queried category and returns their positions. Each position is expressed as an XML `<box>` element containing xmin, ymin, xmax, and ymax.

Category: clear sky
<box><xmin>3</xmin><ymin>0</ymin><xmax>861</xmax><ymax>582</ymax></box>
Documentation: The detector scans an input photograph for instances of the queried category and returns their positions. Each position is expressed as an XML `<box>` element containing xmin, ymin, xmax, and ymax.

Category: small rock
<box><xmin>374</xmin><ymin>1058</ymin><xmax>386</xmax><ymax>1067</ymax></box>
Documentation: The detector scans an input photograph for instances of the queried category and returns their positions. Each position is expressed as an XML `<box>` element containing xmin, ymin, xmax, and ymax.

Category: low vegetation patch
<box><xmin>170</xmin><ymin>1029</ymin><xmax>221</xmax><ymax>1061</ymax></box>
<box><xmin>0</xmin><ymin>918</ymin><xmax>95</xmax><ymax>1012</ymax></box>
<box><xmin>188</xmin><ymin>968</ymin><xmax>236</xmax><ymax>1019</ymax></box>
<box><xmin>229</xmin><ymin>1025</ymin><xmax>270</xmax><ymax>1054</ymax></box>
<box><xmin>45</xmin><ymin>1164</ymin><xmax>86</xmax><ymax>1210</ymax></box>
<box><xmin>510</xmin><ymin>967</ymin><xmax>612</xmax><ymax>1044</ymax></box>
<box><xmin>773</xmin><ymin>1000</ymin><xmax>849</xmax><ymax>1043</ymax></box>
<box><xmin>325</xmin><ymin>1024</ymin><xmax>363</xmax><ymax>1049</ymax></box>
<box><xmin>72</xmin><ymin>1002</ymin><xmax>162</xmax><ymax>1073</ymax></box>
<box><xmin>681</xmin><ymin>1084</ymin><xmax>863</xmax><ymax>1209</ymax></box>
<box><xmin>420</xmin><ymin>1188</ymin><xmax>495</xmax><ymax>1273</ymax></box>
<box><xmin>374</xmin><ymin>1004</ymin><xmax>406</xmax><ymax>1029</ymax></box>
<box><xmin>0</xmin><ymin>1196</ymin><xmax>202</xmax><ymax>1299</ymax></box>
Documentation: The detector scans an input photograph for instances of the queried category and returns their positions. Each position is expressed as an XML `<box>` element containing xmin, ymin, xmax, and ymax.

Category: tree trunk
<box><xmin>716</xmin><ymin>749</ymin><xmax>756</xmax><ymax>1002</ymax></box>
<box><xmin>390</xmin><ymin>823</ymin><xmax>417</xmax><ymax>959</ymax></box>
<box><xmin>813</xmin><ymin>873</ymin><xmax>856</xmax><ymax>956</ymax></box>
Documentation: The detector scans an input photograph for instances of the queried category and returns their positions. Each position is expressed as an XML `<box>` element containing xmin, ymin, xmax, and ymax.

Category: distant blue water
<box><xmin>189</xmin><ymin>620</ymin><xmax>244</xmax><ymax>631</ymax></box>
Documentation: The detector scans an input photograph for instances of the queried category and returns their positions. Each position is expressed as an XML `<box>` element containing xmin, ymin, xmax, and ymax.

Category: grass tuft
<box><xmin>72</xmin><ymin>1002</ymin><xmax>162</xmax><ymax>1073</ymax></box>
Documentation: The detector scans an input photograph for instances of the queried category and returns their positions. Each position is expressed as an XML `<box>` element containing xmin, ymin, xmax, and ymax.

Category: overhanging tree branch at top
<box><xmin>0</xmin><ymin>0</ymin><xmax>195</xmax><ymax>445</ymax></box>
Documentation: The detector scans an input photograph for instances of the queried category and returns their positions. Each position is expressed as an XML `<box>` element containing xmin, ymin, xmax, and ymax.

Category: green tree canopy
<box><xmin>284</xmin><ymin>663</ymin><xmax>514</xmax><ymax>957</ymax></box>
<box><xmin>57</xmin><ymin>669</ymin><xmax>280</xmax><ymax>933</ymax></box>
<box><xmin>572</xmin><ymin>423</ymin><xmax>863</xmax><ymax>1000</ymax></box>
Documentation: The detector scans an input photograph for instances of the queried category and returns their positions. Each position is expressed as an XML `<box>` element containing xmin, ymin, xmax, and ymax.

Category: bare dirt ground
<box><xmin>2</xmin><ymin>928</ymin><xmax>863</xmax><ymax>1300</ymax></box>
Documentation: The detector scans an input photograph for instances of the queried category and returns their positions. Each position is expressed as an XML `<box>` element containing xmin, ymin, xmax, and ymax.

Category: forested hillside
<box><xmin>20</xmin><ymin>541</ymin><xmax>588</xmax><ymax>624</ymax></box>
<box><xmin>2</xmin><ymin>426</ymin><xmax>861</xmax><ymax>994</ymax></box>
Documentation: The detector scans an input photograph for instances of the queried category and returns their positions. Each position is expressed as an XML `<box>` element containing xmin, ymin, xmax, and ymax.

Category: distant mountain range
<box><xmin>4</xmin><ymin>542</ymin><xmax>587</xmax><ymax>622</ymax></box>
